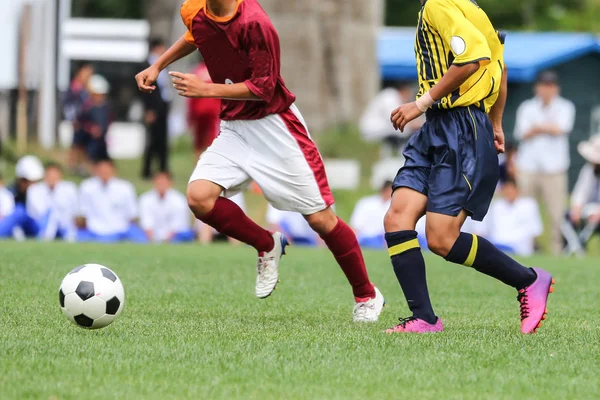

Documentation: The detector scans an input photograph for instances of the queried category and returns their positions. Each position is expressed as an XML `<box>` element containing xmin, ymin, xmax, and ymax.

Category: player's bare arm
<box><xmin>169</xmin><ymin>71</ymin><xmax>260</xmax><ymax>100</ymax></box>
<box><xmin>135</xmin><ymin>36</ymin><xmax>196</xmax><ymax>93</ymax></box>
<box><xmin>488</xmin><ymin>65</ymin><xmax>508</xmax><ymax>153</ymax></box>
<box><xmin>390</xmin><ymin>63</ymin><xmax>479</xmax><ymax>131</ymax></box>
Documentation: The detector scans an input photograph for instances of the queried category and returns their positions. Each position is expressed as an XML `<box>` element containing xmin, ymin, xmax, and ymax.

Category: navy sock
<box><xmin>445</xmin><ymin>232</ymin><xmax>537</xmax><ymax>290</ymax></box>
<box><xmin>385</xmin><ymin>230</ymin><xmax>437</xmax><ymax>324</ymax></box>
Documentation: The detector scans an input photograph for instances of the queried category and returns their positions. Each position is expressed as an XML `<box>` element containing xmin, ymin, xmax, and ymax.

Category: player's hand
<box><xmin>170</xmin><ymin>71</ymin><xmax>209</xmax><ymax>98</ymax></box>
<box><xmin>570</xmin><ymin>206</ymin><xmax>583</xmax><ymax>225</ymax></box>
<box><xmin>493</xmin><ymin>128</ymin><xmax>505</xmax><ymax>154</ymax></box>
<box><xmin>135</xmin><ymin>66</ymin><xmax>159</xmax><ymax>93</ymax></box>
<box><xmin>390</xmin><ymin>102</ymin><xmax>423</xmax><ymax>132</ymax></box>
<box><xmin>589</xmin><ymin>212</ymin><xmax>600</xmax><ymax>225</ymax></box>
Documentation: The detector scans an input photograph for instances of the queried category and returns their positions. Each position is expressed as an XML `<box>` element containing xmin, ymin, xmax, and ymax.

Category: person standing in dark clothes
<box><xmin>141</xmin><ymin>38</ymin><xmax>172</xmax><ymax>179</ymax></box>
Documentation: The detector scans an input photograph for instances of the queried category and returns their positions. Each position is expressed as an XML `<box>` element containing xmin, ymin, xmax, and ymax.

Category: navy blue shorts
<box><xmin>393</xmin><ymin>105</ymin><xmax>499</xmax><ymax>221</ymax></box>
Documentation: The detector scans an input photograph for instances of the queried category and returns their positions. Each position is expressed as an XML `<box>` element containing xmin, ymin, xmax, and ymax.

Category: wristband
<box><xmin>416</xmin><ymin>91</ymin><xmax>435</xmax><ymax>112</ymax></box>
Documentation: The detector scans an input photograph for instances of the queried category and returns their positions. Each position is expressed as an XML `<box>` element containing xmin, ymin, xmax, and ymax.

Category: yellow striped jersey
<box><xmin>415</xmin><ymin>0</ymin><xmax>505</xmax><ymax>113</ymax></box>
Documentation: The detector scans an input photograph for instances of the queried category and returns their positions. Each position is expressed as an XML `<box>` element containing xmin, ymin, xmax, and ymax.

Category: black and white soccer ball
<box><xmin>59</xmin><ymin>264</ymin><xmax>125</xmax><ymax>329</ymax></box>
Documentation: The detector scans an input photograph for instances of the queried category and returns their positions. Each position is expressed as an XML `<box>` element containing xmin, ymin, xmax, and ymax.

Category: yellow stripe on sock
<box><xmin>388</xmin><ymin>238</ymin><xmax>420</xmax><ymax>257</ymax></box>
<box><xmin>464</xmin><ymin>234</ymin><xmax>478</xmax><ymax>267</ymax></box>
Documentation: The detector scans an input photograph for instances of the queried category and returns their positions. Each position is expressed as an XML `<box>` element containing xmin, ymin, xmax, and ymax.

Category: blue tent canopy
<box><xmin>379</xmin><ymin>28</ymin><xmax>600</xmax><ymax>83</ymax></box>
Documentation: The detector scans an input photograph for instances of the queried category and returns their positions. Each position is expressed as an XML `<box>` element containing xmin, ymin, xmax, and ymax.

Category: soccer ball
<box><xmin>59</xmin><ymin>264</ymin><xmax>125</xmax><ymax>329</ymax></box>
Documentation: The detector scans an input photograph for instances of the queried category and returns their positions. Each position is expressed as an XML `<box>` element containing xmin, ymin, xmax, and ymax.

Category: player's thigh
<box><xmin>425</xmin><ymin>210</ymin><xmax>469</xmax><ymax>256</ymax></box>
<box><xmin>188</xmin><ymin>128</ymin><xmax>251</xmax><ymax>212</ymax></box>
<box><xmin>246</xmin><ymin>107</ymin><xmax>333</xmax><ymax>215</ymax></box>
<box><xmin>384</xmin><ymin>187</ymin><xmax>427</xmax><ymax>232</ymax></box>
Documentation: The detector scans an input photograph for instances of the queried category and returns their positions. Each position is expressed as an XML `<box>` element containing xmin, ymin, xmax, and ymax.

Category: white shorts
<box><xmin>189</xmin><ymin>104</ymin><xmax>334</xmax><ymax>215</ymax></box>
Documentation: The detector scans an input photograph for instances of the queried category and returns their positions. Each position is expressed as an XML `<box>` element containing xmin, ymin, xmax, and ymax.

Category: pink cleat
<box><xmin>518</xmin><ymin>267</ymin><xmax>555</xmax><ymax>334</ymax></box>
<box><xmin>385</xmin><ymin>317</ymin><xmax>444</xmax><ymax>334</ymax></box>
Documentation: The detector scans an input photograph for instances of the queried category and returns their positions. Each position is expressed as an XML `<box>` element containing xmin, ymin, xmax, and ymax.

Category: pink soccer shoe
<box><xmin>385</xmin><ymin>317</ymin><xmax>444</xmax><ymax>334</ymax></box>
<box><xmin>518</xmin><ymin>267</ymin><xmax>555</xmax><ymax>334</ymax></box>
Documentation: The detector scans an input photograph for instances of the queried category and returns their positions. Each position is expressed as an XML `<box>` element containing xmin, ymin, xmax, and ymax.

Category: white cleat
<box><xmin>255</xmin><ymin>232</ymin><xmax>288</xmax><ymax>299</ymax></box>
<box><xmin>353</xmin><ymin>286</ymin><xmax>385</xmax><ymax>322</ymax></box>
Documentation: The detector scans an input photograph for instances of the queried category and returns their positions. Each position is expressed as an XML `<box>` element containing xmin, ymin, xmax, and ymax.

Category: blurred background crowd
<box><xmin>0</xmin><ymin>0</ymin><xmax>599</xmax><ymax>256</ymax></box>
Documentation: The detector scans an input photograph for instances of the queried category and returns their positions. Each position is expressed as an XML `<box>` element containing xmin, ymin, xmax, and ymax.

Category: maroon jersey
<box><xmin>181</xmin><ymin>0</ymin><xmax>296</xmax><ymax>121</ymax></box>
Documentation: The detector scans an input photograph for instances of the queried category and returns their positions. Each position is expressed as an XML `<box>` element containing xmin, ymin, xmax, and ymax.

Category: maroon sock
<box><xmin>321</xmin><ymin>218</ymin><xmax>375</xmax><ymax>299</ymax></box>
<box><xmin>200</xmin><ymin>197</ymin><xmax>274</xmax><ymax>253</ymax></box>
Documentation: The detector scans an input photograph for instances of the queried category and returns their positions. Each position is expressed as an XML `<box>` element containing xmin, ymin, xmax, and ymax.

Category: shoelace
<box><xmin>396</xmin><ymin>316</ymin><xmax>418</xmax><ymax>327</ymax></box>
<box><xmin>517</xmin><ymin>289</ymin><xmax>529</xmax><ymax>320</ymax></box>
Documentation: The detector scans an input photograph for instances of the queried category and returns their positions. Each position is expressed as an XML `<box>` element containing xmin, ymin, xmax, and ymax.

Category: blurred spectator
<box><xmin>563</xmin><ymin>135</ymin><xmax>600</xmax><ymax>253</ymax></box>
<box><xmin>65</xmin><ymin>63</ymin><xmax>94</xmax><ymax>175</ymax></box>
<box><xmin>484</xmin><ymin>179</ymin><xmax>543</xmax><ymax>256</ymax></box>
<box><xmin>141</xmin><ymin>38</ymin><xmax>172</xmax><ymax>179</ymax></box>
<box><xmin>498</xmin><ymin>142</ymin><xmax>518</xmax><ymax>185</ymax></box>
<box><xmin>139</xmin><ymin>172</ymin><xmax>194</xmax><ymax>243</ymax></box>
<box><xmin>187</xmin><ymin>62</ymin><xmax>221</xmax><ymax>160</ymax></box>
<box><xmin>26</xmin><ymin>163</ymin><xmax>79</xmax><ymax>242</ymax></box>
<box><xmin>266</xmin><ymin>204</ymin><xmax>319</xmax><ymax>246</ymax></box>
<box><xmin>0</xmin><ymin>173</ymin><xmax>15</xmax><ymax>222</ymax></box>
<box><xmin>514</xmin><ymin>71</ymin><xmax>576</xmax><ymax>254</ymax></box>
<box><xmin>0</xmin><ymin>156</ymin><xmax>44</xmax><ymax>239</ymax></box>
<box><xmin>77</xmin><ymin>159</ymin><xmax>146</xmax><ymax>243</ymax></box>
<box><xmin>80</xmin><ymin>75</ymin><xmax>111</xmax><ymax>163</ymax></box>
<box><xmin>350</xmin><ymin>181</ymin><xmax>392</xmax><ymax>248</ymax></box>
<box><xmin>359</xmin><ymin>81</ymin><xmax>423</xmax><ymax>158</ymax></box>
<box><xmin>196</xmin><ymin>193</ymin><xmax>246</xmax><ymax>245</ymax></box>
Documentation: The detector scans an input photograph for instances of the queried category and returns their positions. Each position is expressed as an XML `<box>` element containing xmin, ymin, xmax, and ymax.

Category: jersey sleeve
<box><xmin>180</xmin><ymin>0</ymin><xmax>202</xmax><ymax>45</ymax></box>
<box><xmin>424</xmin><ymin>0</ymin><xmax>491</xmax><ymax>66</ymax></box>
<box><xmin>243</xmin><ymin>23</ymin><xmax>279</xmax><ymax>103</ymax></box>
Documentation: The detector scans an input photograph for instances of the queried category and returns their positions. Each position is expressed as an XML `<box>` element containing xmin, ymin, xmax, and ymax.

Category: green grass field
<box><xmin>1</xmin><ymin>242</ymin><xmax>599</xmax><ymax>399</ymax></box>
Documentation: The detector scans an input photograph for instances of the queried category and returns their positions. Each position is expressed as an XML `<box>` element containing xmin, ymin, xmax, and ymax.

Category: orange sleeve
<box><xmin>180</xmin><ymin>0</ymin><xmax>204</xmax><ymax>44</ymax></box>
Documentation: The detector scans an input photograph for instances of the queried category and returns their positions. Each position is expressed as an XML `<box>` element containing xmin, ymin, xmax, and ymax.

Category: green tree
<box><xmin>385</xmin><ymin>0</ymin><xmax>598</xmax><ymax>32</ymax></box>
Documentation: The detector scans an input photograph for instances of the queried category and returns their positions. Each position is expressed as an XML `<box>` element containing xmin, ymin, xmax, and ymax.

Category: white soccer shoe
<box><xmin>353</xmin><ymin>286</ymin><xmax>385</xmax><ymax>322</ymax></box>
<box><xmin>255</xmin><ymin>232</ymin><xmax>288</xmax><ymax>299</ymax></box>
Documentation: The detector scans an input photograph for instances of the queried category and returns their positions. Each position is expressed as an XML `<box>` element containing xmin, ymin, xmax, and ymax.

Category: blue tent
<box><xmin>379</xmin><ymin>28</ymin><xmax>600</xmax><ymax>82</ymax></box>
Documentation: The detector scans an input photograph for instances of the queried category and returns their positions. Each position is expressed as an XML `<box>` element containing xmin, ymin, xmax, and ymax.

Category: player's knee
<box><xmin>384</xmin><ymin>204</ymin><xmax>416</xmax><ymax>232</ymax></box>
<box><xmin>305</xmin><ymin>208</ymin><xmax>337</xmax><ymax>235</ymax></box>
<box><xmin>425</xmin><ymin>226</ymin><xmax>458</xmax><ymax>257</ymax></box>
<box><xmin>186</xmin><ymin>183</ymin><xmax>219</xmax><ymax>218</ymax></box>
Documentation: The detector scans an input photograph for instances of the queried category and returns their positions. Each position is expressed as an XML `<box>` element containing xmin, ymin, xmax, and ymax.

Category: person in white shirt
<box><xmin>514</xmin><ymin>71</ymin><xmax>576</xmax><ymax>254</ymax></box>
<box><xmin>0</xmin><ymin>155</ymin><xmax>44</xmax><ymax>239</ymax></box>
<box><xmin>0</xmin><ymin>174</ymin><xmax>15</xmax><ymax>222</ymax></box>
<box><xmin>350</xmin><ymin>181</ymin><xmax>392</xmax><ymax>248</ymax></box>
<box><xmin>564</xmin><ymin>135</ymin><xmax>600</xmax><ymax>253</ymax></box>
<box><xmin>26</xmin><ymin>163</ymin><xmax>78</xmax><ymax>241</ymax></box>
<box><xmin>359</xmin><ymin>82</ymin><xmax>423</xmax><ymax>158</ymax></box>
<box><xmin>484</xmin><ymin>179</ymin><xmax>543</xmax><ymax>256</ymax></box>
<box><xmin>77</xmin><ymin>159</ymin><xmax>147</xmax><ymax>243</ymax></box>
<box><xmin>266</xmin><ymin>204</ymin><xmax>319</xmax><ymax>246</ymax></box>
<box><xmin>139</xmin><ymin>172</ymin><xmax>194</xmax><ymax>243</ymax></box>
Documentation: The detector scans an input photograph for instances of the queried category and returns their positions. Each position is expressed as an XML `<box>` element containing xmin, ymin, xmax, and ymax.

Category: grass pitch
<box><xmin>1</xmin><ymin>242</ymin><xmax>599</xmax><ymax>399</ymax></box>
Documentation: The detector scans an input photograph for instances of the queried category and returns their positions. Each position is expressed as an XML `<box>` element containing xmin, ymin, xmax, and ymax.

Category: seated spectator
<box><xmin>484</xmin><ymin>179</ymin><xmax>543</xmax><ymax>256</ymax></box>
<box><xmin>196</xmin><ymin>193</ymin><xmax>246</xmax><ymax>245</ymax></box>
<box><xmin>266</xmin><ymin>204</ymin><xmax>319</xmax><ymax>246</ymax></box>
<box><xmin>0</xmin><ymin>155</ymin><xmax>44</xmax><ymax>239</ymax></box>
<box><xmin>350</xmin><ymin>181</ymin><xmax>392</xmax><ymax>248</ymax></box>
<box><xmin>26</xmin><ymin>163</ymin><xmax>79</xmax><ymax>242</ymax></box>
<box><xmin>0</xmin><ymin>173</ymin><xmax>15</xmax><ymax>222</ymax></box>
<box><xmin>139</xmin><ymin>172</ymin><xmax>194</xmax><ymax>243</ymax></box>
<box><xmin>359</xmin><ymin>81</ymin><xmax>423</xmax><ymax>159</ymax></box>
<box><xmin>77</xmin><ymin>159</ymin><xmax>146</xmax><ymax>243</ymax></box>
<box><xmin>563</xmin><ymin>135</ymin><xmax>600</xmax><ymax>253</ymax></box>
